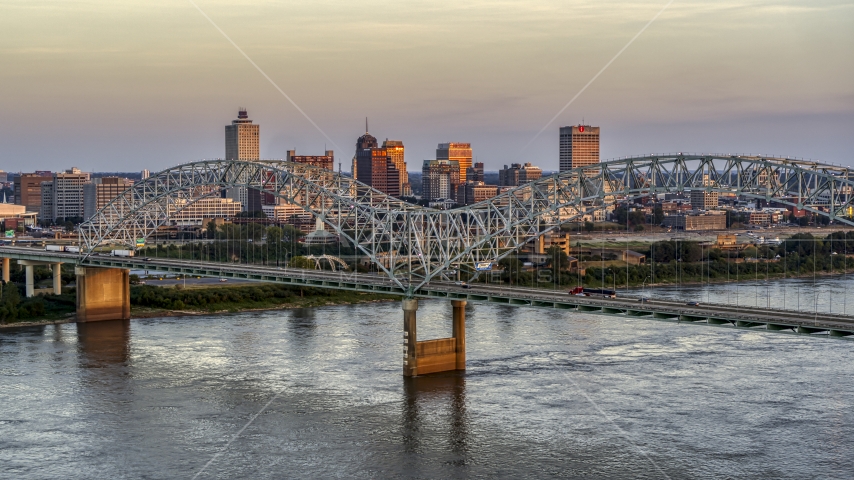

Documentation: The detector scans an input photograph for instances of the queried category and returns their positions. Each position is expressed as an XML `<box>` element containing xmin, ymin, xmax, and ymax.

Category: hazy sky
<box><xmin>1</xmin><ymin>0</ymin><xmax>852</xmax><ymax>173</ymax></box>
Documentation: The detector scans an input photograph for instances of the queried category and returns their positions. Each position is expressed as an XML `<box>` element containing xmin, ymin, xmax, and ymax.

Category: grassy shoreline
<box><xmin>0</xmin><ymin>286</ymin><xmax>398</xmax><ymax>329</ymax></box>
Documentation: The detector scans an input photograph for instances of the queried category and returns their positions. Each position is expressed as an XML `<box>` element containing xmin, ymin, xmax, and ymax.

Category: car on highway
<box><xmin>638</xmin><ymin>297</ymin><xmax>651</xmax><ymax>303</ymax></box>
<box><xmin>219</xmin><ymin>278</ymin><xmax>227</xmax><ymax>282</ymax></box>
<box><xmin>686</xmin><ymin>301</ymin><xmax>700</xmax><ymax>306</ymax></box>
<box><xmin>454</xmin><ymin>281</ymin><xmax>471</xmax><ymax>289</ymax></box>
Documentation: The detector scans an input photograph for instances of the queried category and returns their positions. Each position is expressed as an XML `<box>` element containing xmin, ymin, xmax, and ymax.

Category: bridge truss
<box><xmin>79</xmin><ymin>155</ymin><xmax>854</xmax><ymax>292</ymax></box>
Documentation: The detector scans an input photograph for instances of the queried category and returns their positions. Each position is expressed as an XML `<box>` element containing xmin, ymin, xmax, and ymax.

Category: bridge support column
<box><xmin>403</xmin><ymin>298</ymin><xmax>467</xmax><ymax>377</ymax></box>
<box><xmin>452</xmin><ymin>300</ymin><xmax>466</xmax><ymax>371</ymax></box>
<box><xmin>2</xmin><ymin>258</ymin><xmax>9</xmax><ymax>283</ymax></box>
<box><xmin>52</xmin><ymin>263</ymin><xmax>62</xmax><ymax>295</ymax></box>
<box><xmin>76</xmin><ymin>267</ymin><xmax>130</xmax><ymax>322</ymax></box>
<box><xmin>25</xmin><ymin>265</ymin><xmax>34</xmax><ymax>298</ymax></box>
<box><xmin>403</xmin><ymin>299</ymin><xmax>418</xmax><ymax>377</ymax></box>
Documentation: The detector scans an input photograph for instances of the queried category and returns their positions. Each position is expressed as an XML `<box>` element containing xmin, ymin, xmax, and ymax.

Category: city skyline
<box><xmin>0</xmin><ymin>1</ymin><xmax>851</xmax><ymax>172</ymax></box>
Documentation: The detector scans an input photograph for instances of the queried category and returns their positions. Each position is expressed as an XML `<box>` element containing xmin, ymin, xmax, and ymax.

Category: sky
<box><xmin>0</xmin><ymin>0</ymin><xmax>852</xmax><ymax>173</ymax></box>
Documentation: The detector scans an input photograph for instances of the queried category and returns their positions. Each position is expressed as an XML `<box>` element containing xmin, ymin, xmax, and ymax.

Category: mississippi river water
<box><xmin>2</xmin><ymin>278</ymin><xmax>854</xmax><ymax>479</ymax></box>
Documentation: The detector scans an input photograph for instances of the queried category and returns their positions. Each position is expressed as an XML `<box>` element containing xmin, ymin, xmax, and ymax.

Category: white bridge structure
<box><xmin>79</xmin><ymin>154</ymin><xmax>854</xmax><ymax>293</ymax></box>
<box><xmin>4</xmin><ymin>153</ymin><xmax>854</xmax><ymax>376</ymax></box>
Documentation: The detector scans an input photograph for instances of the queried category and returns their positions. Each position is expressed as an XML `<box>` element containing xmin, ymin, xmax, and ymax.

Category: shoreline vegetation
<box><xmin>0</xmin><ymin>283</ymin><xmax>397</xmax><ymax>329</ymax></box>
<box><xmin>3</xmin><ymin>231</ymin><xmax>854</xmax><ymax>327</ymax></box>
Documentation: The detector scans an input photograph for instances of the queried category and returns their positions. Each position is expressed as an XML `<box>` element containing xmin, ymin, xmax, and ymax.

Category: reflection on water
<box><xmin>77</xmin><ymin>320</ymin><xmax>131</xmax><ymax>367</ymax></box>
<box><xmin>633</xmin><ymin>274</ymin><xmax>854</xmax><ymax>315</ymax></box>
<box><xmin>403</xmin><ymin>372</ymin><xmax>468</xmax><ymax>456</ymax></box>
<box><xmin>1</xmin><ymin>298</ymin><xmax>853</xmax><ymax>478</ymax></box>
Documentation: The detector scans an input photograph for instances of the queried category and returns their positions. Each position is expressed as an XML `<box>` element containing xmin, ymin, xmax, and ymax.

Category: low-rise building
<box><xmin>456</xmin><ymin>182</ymin><xmax>499</xmax><ymax>206</ymax></box>
<box><xmin>533</xmin><ymin>232</ymin><xmax>572</xmax><ymax>256</ymax></box>
<box><xmin>287</xmin><ymin>149</ymin><xmax>335</xmax><ymax>171</ymax></box>
<box><xmin>166</xmin><ymin>197</ymin><xmax>243</xmax><ymax>226</ymax></box>
<box><xmin>663</xmin><ymin>211</ymin><xmax>727</xmax><ymax>231</ymax></box>
<box><xmin>498</xmin><ymin>163</ymin><xmax>542</xmax><ymax>187</ymax></box>
<box><xmin>621</xmin><ymin>250</ymin><xmax>646</xmax><ymax>265</ymax></box>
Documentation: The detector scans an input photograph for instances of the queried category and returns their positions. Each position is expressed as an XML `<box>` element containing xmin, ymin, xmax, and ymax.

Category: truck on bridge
<box><xmin>43</xmin><ymin>245</ymin><xmax>80</xmax><ymax>253</ymax></box>
<box><xmin>569</xmin><ymin>287</ymin><xmax>617</xmax><ymax>298</ymax></box>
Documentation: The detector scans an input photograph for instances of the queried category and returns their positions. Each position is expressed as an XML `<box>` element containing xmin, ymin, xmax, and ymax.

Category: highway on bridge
<box><xmin>2</xmin><ymin>245</ymin><xmax>853</xmax><ymax>339</ymax></box>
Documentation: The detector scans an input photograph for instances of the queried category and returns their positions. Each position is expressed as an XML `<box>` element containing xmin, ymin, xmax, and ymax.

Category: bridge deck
<box><xmin>2</xmin><ymin>246</ymin><xmax>853</xmax><ymax>339</ymax></box>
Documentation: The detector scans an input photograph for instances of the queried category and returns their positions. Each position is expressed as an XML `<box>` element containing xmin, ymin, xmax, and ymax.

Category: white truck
<box><xmin>65</xmin><ymin>246</ymin><xmax>80</xmax><ymax>253</ymax></box>
<box><xmin>44</xmin><ymin>245</ymin><xmax>65</xmax><ymax>252</ymax></box>
<box><xmin>111</xmin><ymin>250</ymin><xmax>135</xmax><ymax>257</ymax></box>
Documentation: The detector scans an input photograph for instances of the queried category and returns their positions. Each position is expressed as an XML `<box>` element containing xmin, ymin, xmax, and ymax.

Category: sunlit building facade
<box><xmin>559</xmin><ymin>125</ymin><xmax>600</xmax><ymax>172</ymax></box>
<box><xmin>225</xmin><ymin>109</ymin><xmax>260</xmax><ymax>211</ymax></box>
<box><xmin>422</xmin><ymin>159</ymin><xmax>460</xmax><ymax>201</ymax></box>
<box><xmin>437</xmin><ymin>143</ymin><xmax>472</xmax><ymax>183</ymax></box>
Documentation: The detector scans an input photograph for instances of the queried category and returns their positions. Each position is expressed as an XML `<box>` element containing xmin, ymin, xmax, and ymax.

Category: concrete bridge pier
<box><xmin>53</xmin><ymin>263</ymin><xmax>62</xmax><ymax>295</ymax></box>
<box><xmin>402</xmin><ymin>299</ymin><xmax>467</xmax><ymax>377</ymax></box>
<box><xmin>17</xmin><ymin>260</ymin><xmax>64</xmax><ymax>297</ymax></box>
<box><xmin>452</xmin><ymin>300</ymin><xmax>466</xmax><ymax>371</ymax></box>
<box><xmin>2</xmin><ymin>258</ymin><xmax>9</xmax><ymax>283</ymax></box>
<box><xmin>75</xmin><ymin>267</ymin><xmax>130</xmax><ymax>322</ymax></box>
<box><xmin>403</xmin><ymin>299</ymin><xmax>418</xmax><ymax>377</ymax></box>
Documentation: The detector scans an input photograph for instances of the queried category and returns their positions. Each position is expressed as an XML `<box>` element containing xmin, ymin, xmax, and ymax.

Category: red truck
<box><xmin>568</xmin><ymin>287</ymin><xmax>617</xmax><ymax>298</ymax></box>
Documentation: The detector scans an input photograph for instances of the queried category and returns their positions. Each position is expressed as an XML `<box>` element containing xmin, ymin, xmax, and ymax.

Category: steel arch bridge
<box><xmin>79</xmin><ymin>154</ymin><xmax>854</xmax><ymax>292</ymax></box>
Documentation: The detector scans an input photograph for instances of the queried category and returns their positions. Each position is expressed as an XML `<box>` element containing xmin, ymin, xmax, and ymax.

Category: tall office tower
<box><xmin>355</xmin><ymin>125</ymin><xmax>377</xmax><ymax>181</ymax></box>
<box><xmin>437</xmin><ymin>143</ymin><xmax>472</xmax><ymax>183</ymax></box>
<box><xmin>39</xmin><ymin>167</ymin><xmax>91</xmax><ymax>222</ymax></box>
<box><xmin>225</xmin><ymin>109</ymin><xmax>260</xmax><ymax>161</ymax></box>
<box><xmin>382</xmin><ymin>140</ymin><xmax>409</xmax><ymax>194</ymax></box>
<box><xmin>422</xmin><ymin>159</ymin><xmax>460</xmax><ymax>201</ymax></box>
<box><xmin>466</xmin><ymin>162</ymin><xmax>485</xmax><ymax>183</ymax></box>
<box><xmin>286</xmin><ymin>150</ymin><xmax>335</xmax><ymax>171</ymax></box>
<box><xmin>559</xmin><ymin>125</ymin><xmax>600</xmax><ymax>172</ymax></box>
<box><xmin>224</xmin><ymin>109</ymin><xmax>260</xmax><ymax>210</ymax></box>
<box><xmin>14</xmin><ymin>173</ymin><xmax>53</xmax><ymax>212</ymax></box>
<box><xmin>83</xmin><ymin>176</ymin><xmax>134</xmax><ymax>220</ymax></box>
<box><xmin>141</xmin><ymin>169</ymin><xmax>151</xmax><ymax>180</ymax></box>
<box><xmin>353</xmin><ymin>124</ymin><xmax>402</xmax><ymax>197</ymax></box>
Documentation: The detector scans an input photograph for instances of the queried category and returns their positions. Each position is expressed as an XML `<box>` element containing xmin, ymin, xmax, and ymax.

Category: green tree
<box><xmin>652</xmin><ymin>204</ymin><xmax>664</xmax><ymax>224</ymax></box>
<box><xmin>546</xmin><ymin>245</ymin><xmax>569</xmax><ymax>270</ymax></box>
<box><xmin>206</xmin><ymin>220</ymin><xmax>218</xmax><ymax>239</ymax></box>
<box><xmin>584</xmin><ymin>221</ymin><xmax>594</xmax><ymax>233</ymax></box>
<box><xmin>289</xmin><ymin>256</ymin><xmax>315</xmax><ymax>269</ymax></box>
<box><xmin>281</xmin><ymin>224</ymin><xmax>305</xmax><ymax>241</ymax></box>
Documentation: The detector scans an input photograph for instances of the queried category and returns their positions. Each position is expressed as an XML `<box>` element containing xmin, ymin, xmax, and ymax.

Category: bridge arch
<box><xmin>80</xmin><ymin>155</ymin><xmax>854</xmax><ymax>290</ymax></box>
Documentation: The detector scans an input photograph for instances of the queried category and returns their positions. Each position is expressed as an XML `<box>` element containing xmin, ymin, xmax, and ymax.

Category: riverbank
<box><xmin>0</xmin><ymin>284</ymin><xmax>398</xmax><ymax>329</ymax></box>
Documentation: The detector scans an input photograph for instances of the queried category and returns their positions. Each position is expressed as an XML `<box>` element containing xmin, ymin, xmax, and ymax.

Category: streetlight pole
<box><xmin>642</xmin><ymin>275</ymin><xmax>650</xmax><ymax>298</ymax></box>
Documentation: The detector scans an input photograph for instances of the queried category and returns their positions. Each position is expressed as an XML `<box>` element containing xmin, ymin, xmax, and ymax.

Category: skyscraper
<box><xmin>83</xmin><ymin>176</ymin><xmax>134</xmax><ymax>220</ymax></box>
<box><xmin>14</xmin><ymin>173</ymin><xmax>53</xmax><ymax>212</ymax></box>
<box><xmin>437</xmin><ymin>143</ymin><xmax>472</xmax><ymax>183</ymax></box>
<box><xmin>353</xmin><ymin>122</ymin><xmax>403</xmax><ymax>197</ymax></box>
<box><xmin>39</xmin><ymin>167</ymin><xmax>91</xmax><ymax>222</ymax></box>
<box><xmin>224</xmin><ymin>109</ymin><xmax>260</xmax><ymax>210</ymax></box>
<box><xmin>559</xmin><ymin>125</ymin><xmax>600</xmax><ymax>172</ymax></box>
<box><xmin>355</xmin><ymin>127</ymin><xmax>382</xmax><ymax>186</ymax></box>
<box><xmin>382</xmin><ymin>140</ymin><xmax>409</xmax><ymax>195</ymax></box>
<box><xmin>225</xmin><ymin>109</ymin><xmax>259</xmax><ymax>161</ymax></box>
<box><xmin>422</xmin><ymin>159</ymin><xmax>460</xmax><ymax>201</ymax></box>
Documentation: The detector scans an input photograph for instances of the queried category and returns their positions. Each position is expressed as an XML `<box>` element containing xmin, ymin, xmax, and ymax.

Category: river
<box><xmin>2</xmin><ymin>278</ymin><xmax>853</xmax><ymax>479</ymax></box>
